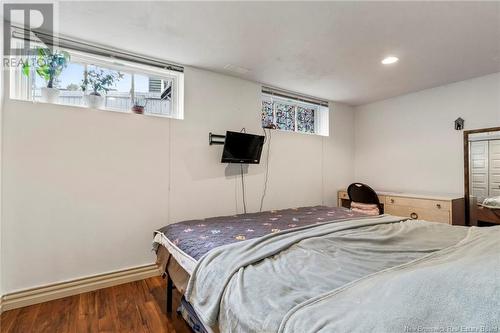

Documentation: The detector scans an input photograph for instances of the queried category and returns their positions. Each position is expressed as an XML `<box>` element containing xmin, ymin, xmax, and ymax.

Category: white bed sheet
<box><xmin>153</xmin><ymin>231</ymin><xmax>197</xmax><ymax>275</ymax></box>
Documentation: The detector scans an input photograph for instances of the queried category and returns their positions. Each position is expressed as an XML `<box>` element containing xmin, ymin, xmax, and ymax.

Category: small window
<box><xmin>133</xmin><ymin>74</ymin><xmax>174</xmax><ymax>117</ymax></box>
<box><xmin>9</xmin><ymin>42</ymin><xmax>184</xmax><ymax>119</ymax></box>
<box><xmin>56</xmin><ymin>62</ymin><xmax>86</xmax><ymax>106</ymax></box>
<box><xmin>102</xmin><ymin>69</ymin><xmax>133</xmax><ymax>111</ymax></box>
<box><xmin>275</xmin><ymin>101</ymin><xmax>295</xmax><ymax>131</ymax></box>
<box><xmin>297</xmin><ymin>105</ymin><xmax>315</xmax><ymax>134</ymax></box>
<box><xmin>261</xmin><ymin>88</ymin><xmax>329</xmax><ymax>136</ymax></box>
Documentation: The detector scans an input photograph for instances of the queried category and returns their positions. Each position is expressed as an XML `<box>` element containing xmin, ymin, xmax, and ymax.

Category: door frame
<box><xmin>463</xmin><ymin>126</ymin><xmax>500</xmax><ymax>225</ymax></box>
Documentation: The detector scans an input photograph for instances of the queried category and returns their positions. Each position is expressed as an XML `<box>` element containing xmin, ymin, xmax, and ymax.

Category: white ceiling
<box><xmin>58</xmin><ymin>1</ymin><xmax>500</xmax><ymax>105</ymax></box>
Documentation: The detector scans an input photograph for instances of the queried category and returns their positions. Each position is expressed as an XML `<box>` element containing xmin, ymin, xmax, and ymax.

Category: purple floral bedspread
<box><xmin>155</xmin><ymin>206</ymin><xmax>365</xmax><ymax>261</ymax></box>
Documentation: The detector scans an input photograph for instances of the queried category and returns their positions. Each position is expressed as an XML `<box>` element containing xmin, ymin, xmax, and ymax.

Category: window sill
<box><xmin>262</xmin><ymin>126</ymin><xmax>328</xmax><ymax>137</ymax></box>
<box><xmin>8</xmin><ymin>97</ymin><xmax>180</xmax><ymax>120</ymax></box>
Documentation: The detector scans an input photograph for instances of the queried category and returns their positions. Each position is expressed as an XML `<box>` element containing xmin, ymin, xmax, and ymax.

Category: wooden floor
<box><xmin>0</xmin><ymin>277</ymin><xmax>193</xmax><ymax>333</ymax></box>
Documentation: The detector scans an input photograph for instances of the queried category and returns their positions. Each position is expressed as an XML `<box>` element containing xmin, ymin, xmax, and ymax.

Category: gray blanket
<box><xmin>186</xmin><ymin>216</ymin><xmax>497</xmax><ymax>332</ymax></box>
<box><xmin>279</xmin><ymin>226</ymin><xmax>500</xmax><ymax>333</ymax></box>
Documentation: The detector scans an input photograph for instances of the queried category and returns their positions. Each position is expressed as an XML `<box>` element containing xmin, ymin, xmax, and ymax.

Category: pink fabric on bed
<box><xmin>350</xmin><ymin>201</ymin><xmax>380</xmax><ymax>216</ymax></box>
<box><xmin>350</xmin><ymin>202</ymin><xmax>378</xmax><ymax>210</ymax></box>
<box><xmin>351</xmin><ymin>207</ymin><xmax>380</xmax><ymax>216</ymax></box>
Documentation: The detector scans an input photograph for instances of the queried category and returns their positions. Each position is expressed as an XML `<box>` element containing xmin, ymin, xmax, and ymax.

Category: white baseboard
<box><xmin>0</xmin><ymin>263</ymin><xmax>160</xmax><ymax>313</ymax></box>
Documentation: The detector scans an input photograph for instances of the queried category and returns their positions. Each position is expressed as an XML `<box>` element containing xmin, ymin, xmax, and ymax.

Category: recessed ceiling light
<box><xmin>381</xmin><ymin>56</ymin><xmax>399</xmax><ymax>65</ymax></box>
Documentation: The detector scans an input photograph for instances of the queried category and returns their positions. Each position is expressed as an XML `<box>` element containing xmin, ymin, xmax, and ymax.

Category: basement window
<box><xmin>261</xmin><ymin>87</ymin><xmax>329</xmax><ymax>136</ymax></box>
<box><xmin>8</xmin><ymin>36</ymin><xmax>184</xmax><ymax>119</ymax></box>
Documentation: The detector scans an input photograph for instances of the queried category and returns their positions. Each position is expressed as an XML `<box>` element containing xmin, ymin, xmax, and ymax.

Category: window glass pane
<box><xmin>105</xmin><ymin>73</ymin><xmax>131</xmax><ymax>111</ymax></box>
<box><xmin>134</xmin><ymin>74</ymin><xmax>173</xmax><ymax>116</ymax></box>
<box><xmin>297</xmin><ymin>105</ymin><xmax>315</xmax><ymax>133</ymax></box>
<box><xmin>57</xmin><ymin>63</ymin><xmax>85</xmax><ymax>106</ymax></box>
<box><xmin>33</xmin><ymin>62</ymin><xmax>86</xmax><ymax>105</ymax></box>
<box><xmin>275</xmin><ymin>102</ymin><xmax>295</xmax><ymax>131</ymax></box>
<box><xmin>261</xmin><ymin>100</ymin><xmax>274</xmax><ymax>128</ymax></box>
<box><xmin>85</xmin><ymin>65</ymin><xmax>131</xmax><ymax>111</ymax></box>
<box><xmin>59</xmin><ymin>63</ymin><xmax>85</xmax><ymax>90</ymax></box>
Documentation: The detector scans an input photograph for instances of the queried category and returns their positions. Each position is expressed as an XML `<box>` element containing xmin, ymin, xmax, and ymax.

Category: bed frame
<box><xmin>166</xmin><ymin>274</ymin><xmax>173</xmax><ymax>313</ymax></box>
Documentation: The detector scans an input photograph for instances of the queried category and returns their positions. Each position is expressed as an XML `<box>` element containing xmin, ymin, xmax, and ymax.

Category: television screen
<box><xmin>221</xmin><ymin>131</ymin><xmax>265</xmax><ymax>164</ymax></box>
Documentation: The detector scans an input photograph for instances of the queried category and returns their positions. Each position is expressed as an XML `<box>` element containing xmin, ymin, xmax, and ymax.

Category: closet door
<box><xmin>470</xmin><ymin>141</ymin><xmax>489</xmax><ymax>201</ymax></box>
<box><xmin>489</xmin><ymin>140</ymin><xmax>500</xmax><ymax>197</ymax></box>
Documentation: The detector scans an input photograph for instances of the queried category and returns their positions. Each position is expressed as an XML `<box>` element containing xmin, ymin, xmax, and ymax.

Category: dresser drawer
<box><xmin>385</xmin><ymin>196</ymin><xmax>450</xmax><ymax>212</ymax></box>
<box><xmin>384</xmin><ymin>204</ymin><xmax>410</xmax><ymax>217</ymax></box>
<box><xmin>408</xmin><ymin>207</ymin><xmax>450</xmax><ymax>224</ymax></box>
<box><xmin>385</xmin><ymin>204</ymin><xmax>450</xmax><ymax>224</ymax></box>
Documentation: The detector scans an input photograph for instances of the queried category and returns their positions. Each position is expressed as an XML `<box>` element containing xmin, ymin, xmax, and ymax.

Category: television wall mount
<box><xmin>209</xmin><ymin>132</ymin><xmax>225</xmax><ymax>145</ymax></box>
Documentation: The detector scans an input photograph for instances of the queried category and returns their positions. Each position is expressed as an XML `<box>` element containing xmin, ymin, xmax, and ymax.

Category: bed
<box><xmin>470</xmin><ymin>196</ymin><xmax>500</xmax><ymax>226</ymax></box>
<box><xmin>153</xmin><ymin>206</ymin><xmax>500</xmax><ymax>333</ymax></box>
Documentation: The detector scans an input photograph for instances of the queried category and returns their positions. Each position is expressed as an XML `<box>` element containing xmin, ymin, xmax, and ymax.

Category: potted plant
<box><xmin>131</xmin><ymin>96</ymin><xmax>147</xmax><ymax>114</ymax></box>
<box><xmin>81</xmin><ymin>69</ymin><xmax>123</xmax><ymax>109</ymax></box>
<box><xmin>22</xmin><ymin>48</ymin><xmax>70</xmax><ymax>103</ymax></box>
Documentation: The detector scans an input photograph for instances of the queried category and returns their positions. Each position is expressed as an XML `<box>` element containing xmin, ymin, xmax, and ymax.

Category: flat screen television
<box><xmin>221</xmin><ymin>131</ymin><xmax>265</xmax><ymax>164</ymax></box>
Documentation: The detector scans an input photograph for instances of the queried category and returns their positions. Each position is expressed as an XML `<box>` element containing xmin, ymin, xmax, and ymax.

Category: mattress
<box><xmin>178</xmin><ymin>297</ymin><xmax>210</xmax><ymax>333</ymax></box>
<box><xmin>153</xmin><ymin>205</ymin><xmax>365</xmax><ymax>274</ymax></box>
<box><xmin>154</xmin><ymin>228</ymin><xmax>198</xmax><ymax>275</ymax></box>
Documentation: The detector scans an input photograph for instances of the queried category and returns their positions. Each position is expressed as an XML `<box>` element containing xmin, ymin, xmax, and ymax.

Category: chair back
<box><xmin>347</xmin><ymin>183</ymin><xmax>382</xmax><ymax>212</ymax></box>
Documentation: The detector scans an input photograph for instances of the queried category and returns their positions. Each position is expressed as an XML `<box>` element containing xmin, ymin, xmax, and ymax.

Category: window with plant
<box><xmin>22</xmin><ymin>48</ymin><xmax>70</xmax><ymax>88</ymax></box>
<box><xmin>10</xmin><ymin>44</ymin><xmax>184</xmax><ymax>119</ymax></box>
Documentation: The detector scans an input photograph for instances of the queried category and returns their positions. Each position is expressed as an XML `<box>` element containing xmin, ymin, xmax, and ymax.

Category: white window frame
<box><xmin>9</xmin><ymin>42</ymin><xmax>184</xmax><ymax>119</ymax></box>
<box><xmin>261</xmin><ymin>92</ymin><xmax>329</xmax><ymax>136</ymax></box>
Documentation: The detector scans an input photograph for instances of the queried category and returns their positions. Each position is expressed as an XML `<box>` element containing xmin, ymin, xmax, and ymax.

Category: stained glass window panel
<box><xmin>261</xmin><ymin>91</ymin><xmax>328</xmax><ymax>136</ymax></box>
<box><xmin>275</xmin><ymin>103</ymin><xmax>295</xmax><ymax>131</ymax></box>
<box><xmin>261</xmin><ymin>100</ymin><xmax>274</xmax><ymax>128</ymax></box>
<box><xmin>297</xmin><ymin>106</ymin><xmax>315</xmax><ymax>133</ymax></box>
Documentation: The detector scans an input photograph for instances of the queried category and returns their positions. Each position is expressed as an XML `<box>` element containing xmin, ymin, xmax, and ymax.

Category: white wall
<box><xmin>1</xmin><ymin>67</ymin><xmax>355</xmax><ymax>293</ymax></box>
<box><xmin>354</xmin><ymin>73</ymin><xmax>500</xmax><ymax>194</ymax></box>
<box><xmin>323</xmin><ymin>103</ymin><xmax>355</xmax><ymax>206</ymax></box>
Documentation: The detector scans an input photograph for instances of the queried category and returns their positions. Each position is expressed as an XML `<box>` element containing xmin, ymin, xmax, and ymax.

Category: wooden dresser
<box><xmin>338</xmin><ymin>190</ymin><xmax>465</xmax><ymax>225</ymax></box>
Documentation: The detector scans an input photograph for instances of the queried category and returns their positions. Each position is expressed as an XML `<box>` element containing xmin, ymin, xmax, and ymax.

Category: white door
<box><xmin>470</xmin><ymin>141</ymin><xmax>489</xmax><ymax>202</ymax></box>
<box><xmin>489</xmin><ymin>140</ymin><xmax>500</xmax><ymax>197</ymax></box>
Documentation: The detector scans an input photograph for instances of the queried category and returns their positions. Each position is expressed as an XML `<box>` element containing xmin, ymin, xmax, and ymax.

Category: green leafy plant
<box><xmin>81</xmin><ymin>69</ymin><xmax>124</xmax><ymax>96</ymax></box>
<box><xmin>22</xmin><ymin>48</ymin><xmax>70</xmax><ymax>88</ymax></box>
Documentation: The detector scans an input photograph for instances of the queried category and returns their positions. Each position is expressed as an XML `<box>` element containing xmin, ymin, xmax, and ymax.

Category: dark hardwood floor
<box><xmin>0</xmin><ymin>277</ymin><xmax>193</xmax><ymax>333</ymax></box>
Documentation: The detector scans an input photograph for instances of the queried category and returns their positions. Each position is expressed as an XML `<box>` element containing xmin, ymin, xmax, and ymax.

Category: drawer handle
<box><xmin>410</xmin><ymin>212</ymin><xmax>418</xmax><ymax>219</ymax></box>
<box><xmin>390</xmin><ymin>199</ymin><xmax>394</xmax><ymax>204</ymax></box>
<box><xmin>436</xmin><ymin>204</ymin><xmax>441</xmax><ymax>209</ymax></box>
